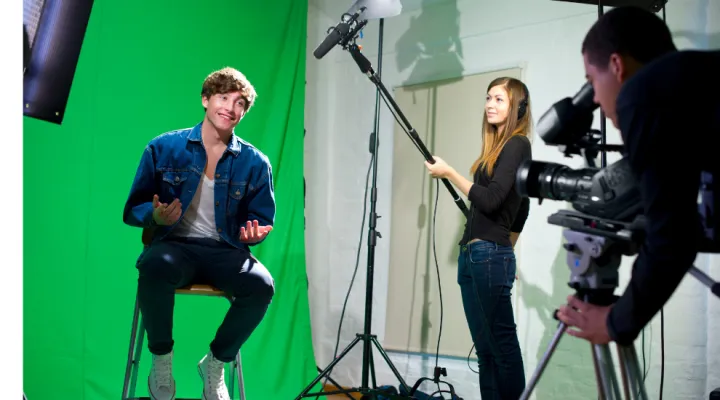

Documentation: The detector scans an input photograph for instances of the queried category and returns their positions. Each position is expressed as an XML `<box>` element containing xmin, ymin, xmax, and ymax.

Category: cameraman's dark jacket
<box><xmin>609</xmin><ymin>49</ymin><xmax>720</xmax><ymax>345</ymax></box>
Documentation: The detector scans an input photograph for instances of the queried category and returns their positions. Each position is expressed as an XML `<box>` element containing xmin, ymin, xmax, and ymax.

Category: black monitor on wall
<box><xmin>23</xmin><ymin>0</ymin><xmax>95</xmax><ymax>125</ymax></box>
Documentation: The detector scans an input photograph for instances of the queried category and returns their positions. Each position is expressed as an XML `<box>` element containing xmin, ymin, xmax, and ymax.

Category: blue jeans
<box><xmin>458</xmin><ymin>240</ymin><xmax>525</xmax><ymax>400</ymax></box>
<box><xmin>136</xmin><ymin>236</ymin><xmax>274</xmax><ymax>362</ymax></box>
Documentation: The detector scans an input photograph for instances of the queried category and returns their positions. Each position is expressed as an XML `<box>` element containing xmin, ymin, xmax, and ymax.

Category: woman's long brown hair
<box><xmin>470</xmin><ymin>77</ymin><xmax>532</xmax><ymax>176</ymax></box>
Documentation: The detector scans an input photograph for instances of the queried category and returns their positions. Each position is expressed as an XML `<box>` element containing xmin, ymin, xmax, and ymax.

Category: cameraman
<box><xmin>557</xmin><ymin>6</ymin><xmax>720</xmax><ymax>346</ymax></box>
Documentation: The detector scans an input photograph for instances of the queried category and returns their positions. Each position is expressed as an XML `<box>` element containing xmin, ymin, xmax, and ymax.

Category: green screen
<box><xmin>23</xmin><ymin>1</ymin><xmax>321</xmax><ymax>398</ymax></box>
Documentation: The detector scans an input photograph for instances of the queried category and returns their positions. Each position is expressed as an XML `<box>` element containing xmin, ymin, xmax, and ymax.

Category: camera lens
<box><xmin>516</xmin><ymin>160</ymin><xmax>596</xmax><ymax>201</ymax></box>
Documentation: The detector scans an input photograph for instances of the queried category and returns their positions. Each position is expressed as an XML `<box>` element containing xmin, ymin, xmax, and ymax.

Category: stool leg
<box><xmin>229</xmin><ymin>360</ymin><xmax>235</xmax><ymax>399</ymax></box>
<box><xmin>122</xmin><ymin>294</ymin><xmax>146</xmax><ymax>400</ymax></box>
<box><xmin>130</xmin><ymin>321</ymin><xmax>145</xmax><ymax>398</ymax></box>
<box><xmin>236</xmin><ymin>351</ymin><xmax>245</xmax><ymax>400</ymax></box>
<box><xmin>223</xmin><ymin>294</ymin><xmax>246</xmax><ymax>400</ymax></box>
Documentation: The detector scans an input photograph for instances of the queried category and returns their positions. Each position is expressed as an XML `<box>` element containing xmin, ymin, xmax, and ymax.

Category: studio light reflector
<box><xmin>347</xmin><ymin>0</ymin><xmax>402</xmax><ymax>19</ymax></box>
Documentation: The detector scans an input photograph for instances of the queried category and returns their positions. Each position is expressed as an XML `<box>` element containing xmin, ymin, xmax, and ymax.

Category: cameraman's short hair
<box><xmin>582</xmin><ymin>6</ymin><xmax>676</xmax><ymax>69</ymax></box>
<box><xmin>201</xmin><ymin>67</ymin><xmax>257</xmax><ymax>111</ymax></box>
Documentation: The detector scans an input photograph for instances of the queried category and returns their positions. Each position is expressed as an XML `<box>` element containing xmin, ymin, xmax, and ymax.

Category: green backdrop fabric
<box><xmin>23</xmin><ymin>1</ymin><xmax>319</xmax><ymax>398</ymax></box>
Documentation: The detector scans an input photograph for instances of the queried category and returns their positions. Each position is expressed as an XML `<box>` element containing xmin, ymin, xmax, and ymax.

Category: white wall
<box><xmin>304</xmin><ymin>0</ymin><xmax>720</xmax><ymax>399</ymax></box>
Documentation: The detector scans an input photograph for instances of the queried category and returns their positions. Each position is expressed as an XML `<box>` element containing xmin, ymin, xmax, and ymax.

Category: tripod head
<box><xmin>522</xmin><ymin>209</ymin><xmax>653</xmax><ymax>400</ymax></box>
<box><xmin>548</xmin><ymin>209</ymin><xmax>645</xmax><ymax>306</ymax></box>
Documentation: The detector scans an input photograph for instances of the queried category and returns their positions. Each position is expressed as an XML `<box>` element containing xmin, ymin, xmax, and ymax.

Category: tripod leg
<box><xmin>369</xmin><ymin>348</ymin><xmax>377</xmax><ymax>389</ymax></box>
<box><xmin>592</xmin><ymin>344</ymin><xmax>622</xmax><ymax>400</ymax></box>
<box><xmin>519</xmin><ymin>322</ymin><xmax>566</xmax><ymax>400</ymax></box>
<box><xmin>370</xmin><ymin>336</ymin><xmax>411</xmax><ymax>393</ymax></box>
<box><xmin>294</xmin><ymin>336</ymin><xmax>362</xmax><ymax>400</ymax></box>
<box><xmin>356</xmin><ymin>348</ymin><xmax>380</xmax><ymax>400</ymax></box>
<box><xmin>591</xmin><ymin>344</ymin><xmax>605</xmax><ymax>399</ymax></box>
<box><xmin>615</xmin><ymin>346</ymin><xmax>631</xmax><ymax>399</ymax></box>
<box><xmin>315</xmin><ymin>366</ymin><xmax>355</xmax><ymax>400</ymax></box>
<box><xmin>617</xmin><ymin>344</ymin><xmax>649</xmax><ymax>400</ymax></box>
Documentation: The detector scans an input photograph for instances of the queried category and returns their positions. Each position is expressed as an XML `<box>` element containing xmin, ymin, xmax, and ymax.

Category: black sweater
<box><xmin>460</xmin><ymin>135</ymin><xmax>532</xmax><ymax>247</ymax></box>
<box><xmin>608</xmin><ymin>49</ymin><xmax>720</xmax><ymax>345</ymax></box>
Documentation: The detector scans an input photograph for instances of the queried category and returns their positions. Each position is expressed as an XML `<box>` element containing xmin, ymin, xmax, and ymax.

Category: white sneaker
<box><xmin>148</xmin><ymin>351</ymin><xmax>176</xmax><ymax>400</ymax></box>
<box><xmin>198</xmin><ymin>352</ymin><xmax>230</xmax><ymax>400</ymax></box>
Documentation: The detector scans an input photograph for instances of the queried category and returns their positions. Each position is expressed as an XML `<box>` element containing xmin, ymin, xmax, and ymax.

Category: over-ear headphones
<box><xmin>517</xmin><ymin>81</ymin><xmax>529</xmax><ymax>120</ymax></box>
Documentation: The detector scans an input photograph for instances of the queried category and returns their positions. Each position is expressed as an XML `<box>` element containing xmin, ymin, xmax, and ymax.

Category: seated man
<box><xmin>123</xmin><ymin>67</ymin><xmax>276</xmax><ymax>400</ymax></box>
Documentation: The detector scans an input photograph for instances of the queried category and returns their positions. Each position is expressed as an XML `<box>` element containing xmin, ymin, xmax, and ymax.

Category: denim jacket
<box><xmin>122</xmin><ymin>121</ymin><xmax>275</xmax><ymax>250</ymax></box>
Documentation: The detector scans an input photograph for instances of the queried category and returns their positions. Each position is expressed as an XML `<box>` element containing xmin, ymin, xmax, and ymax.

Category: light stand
<box><xmin>295</xmin><ymin>13</ymin><xmax>412</xmax><ymax>400</ymax></box>
<box><xmin>598</xmin><ymin>2</ymin><xmax>607</xmax><ymax>169</ymax></box>
<box><xmin>297</xmin><ymin>5</ymin><xmax>472</xmax><ymax>399</ymax></box>
<box><xmin>349</xmin><ymin>28</ymin><xmax>463</xmax><ymax>395</ymax></box>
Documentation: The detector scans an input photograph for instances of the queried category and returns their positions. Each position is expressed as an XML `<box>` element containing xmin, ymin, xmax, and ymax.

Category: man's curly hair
<box><xmin>201</xmin><ymin>67</ymin><xmax>258</xmax><ymax>112</ymax></box>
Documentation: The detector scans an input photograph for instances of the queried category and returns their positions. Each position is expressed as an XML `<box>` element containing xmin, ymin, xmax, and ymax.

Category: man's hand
<box><xmin>556</xmin><ymin>295</ymin><xmax>613</xmax><ymax>345</ymax></box>
<box><xmin>239</xmin><ymin>220</ymin><xmax>273</xmax><ymax>243</ymax></box>
<box><xmin>152</xmin><ymin>195</ymin><xmax>182</xmax><ymax>226</ymax></box>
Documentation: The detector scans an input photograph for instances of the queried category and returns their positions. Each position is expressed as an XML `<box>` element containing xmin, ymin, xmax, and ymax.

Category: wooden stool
<box><xmin>120</xmin><ymin>283</ymin><xmax>245</xmax><ymax>399</ymax></box>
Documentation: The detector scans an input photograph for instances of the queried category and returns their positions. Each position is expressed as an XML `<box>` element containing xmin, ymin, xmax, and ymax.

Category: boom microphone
<box><xmin>313</xmin><ymin>8</ymin><xmax>367</xmax><ymax>60</ymax></box>
<box><xmin>313</xmin><ymin>21</ymin><xmax>352</xmax><ymax>59</ymax></box>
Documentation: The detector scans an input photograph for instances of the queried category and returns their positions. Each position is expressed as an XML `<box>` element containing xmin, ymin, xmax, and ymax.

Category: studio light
<box><xmin>346</xmin><ymin>0</ymin><xmax>402</xmax><ymax>19</ymax></box>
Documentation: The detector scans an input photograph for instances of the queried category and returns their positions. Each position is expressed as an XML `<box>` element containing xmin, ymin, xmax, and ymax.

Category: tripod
<box><xmin>521</xmin><ymin>210</ymin><xmax>720</xmax><ymax>399</ymax></box>
<box><xmin>295</xmin><ymin>16</ymin><xmax>411</xmax><ymax>400</ymax></box>
<box><xmin>520</xmin><ymin>221</ymin><xmax>649</xmax><ymax>400</ymax></box>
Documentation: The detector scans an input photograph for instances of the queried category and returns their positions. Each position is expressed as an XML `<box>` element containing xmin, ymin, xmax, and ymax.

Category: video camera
<box><xmin>515</xmin><ymin>82</ymin><xmax>644</xmax><ymax>223</ymax></box>
<box><xmin>516</xmin><ymin>83</ymin><xmax>720</xmax><ymax>400</ymax></box>
<box><xmin>516</xmin><ymin>82</ymin><xmax>719</xmax><ymax>254</ymax></box>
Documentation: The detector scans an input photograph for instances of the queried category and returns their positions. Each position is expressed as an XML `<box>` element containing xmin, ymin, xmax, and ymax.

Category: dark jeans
<box><xmin>458</xmin><ymin>240</ymin><xmax>525</xmax><ymax>400</ymax></box>
<box><xmin>136</xmin><ymin>236</ymin><xmax>274</xmax><ymax>363</ymax></box>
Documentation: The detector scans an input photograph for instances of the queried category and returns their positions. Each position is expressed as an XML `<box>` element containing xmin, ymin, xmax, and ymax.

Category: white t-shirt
<box><xmin>171</xmin><ymin>174</ymin><xmax>220</xmax><ymax>241</ymax></box>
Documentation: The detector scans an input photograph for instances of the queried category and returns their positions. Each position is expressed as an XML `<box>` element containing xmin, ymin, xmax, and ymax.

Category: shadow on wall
<box><xmin>395</xmin><ymin>84</ymin><xmax>451</xmax><ymax>354</ymax></box>
<box><xmin>395</xmin><ymin>0</ymin><xmax>464</xmax><ymax>87</ymax></box>
<box><xmin>711</xmin><ymin>32</ymin><xmax>720</xmax><ymax>48</ymax></box>
<box><xmin>517</xmin><ymin>226</ymin><xmax>600</xmax><ymax>399</ymax></box>
<box><xmin>411</xmin><ymin>110</ymin><xmax>433</xmax><ymax>354</ymax></box>
<box><xmin>391</xmin><ymin>0</ymin><xmax>466</xmax><ymax>355</ymax></box>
